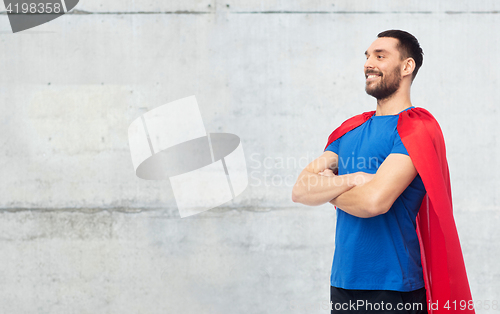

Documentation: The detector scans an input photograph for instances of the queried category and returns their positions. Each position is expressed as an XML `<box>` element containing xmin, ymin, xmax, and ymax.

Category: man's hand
<box><xmin>318</xmin><ymin>168</ymin><xmax>335</xmax><ymax>176</ymax></box>
<box><xmin>292</xmin><ymin>151</ymin><xmax>358</xmax><ymax>206</ymax></box>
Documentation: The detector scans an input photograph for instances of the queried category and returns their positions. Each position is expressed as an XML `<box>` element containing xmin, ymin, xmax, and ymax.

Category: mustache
<box><xmin>365</xmin><ymin>70</ymin><xmax>383</xmax><ymax>76</ymax></box>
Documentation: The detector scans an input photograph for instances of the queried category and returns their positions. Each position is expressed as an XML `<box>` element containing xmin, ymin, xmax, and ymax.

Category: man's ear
<box><xmin>402</xmin><ymin>58</ymin><xmax>416</xmax><ymax>78</ymax></box>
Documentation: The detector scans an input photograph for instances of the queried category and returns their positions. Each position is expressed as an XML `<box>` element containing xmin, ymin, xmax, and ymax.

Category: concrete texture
<box><xmin>0</xmin><ymin>208</ymin><xmax>338</xmax><ymax>314</ymax></box>
<box><xmin>0</xmin><ymin>0</ymin><xmax>498</xmax><ymax>313</ymax></box>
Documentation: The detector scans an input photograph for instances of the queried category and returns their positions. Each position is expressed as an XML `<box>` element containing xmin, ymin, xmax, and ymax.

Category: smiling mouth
<box><xmin>365</xmin><ymin>73</ymin><xmax>381</xmax><ymax>82</ymax></box>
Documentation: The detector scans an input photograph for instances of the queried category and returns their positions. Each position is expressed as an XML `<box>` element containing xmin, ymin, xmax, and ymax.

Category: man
<box><xmin>292</xmin><ymin>30</ymin><xmax>474</xmax><ymax>314</ymax></box>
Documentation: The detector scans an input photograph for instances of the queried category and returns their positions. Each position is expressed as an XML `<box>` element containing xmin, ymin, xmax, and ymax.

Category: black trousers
<box><xmin>330</xmin><ymin>286</ymin><xmax>428</xmax><ymax>314</ymax></box>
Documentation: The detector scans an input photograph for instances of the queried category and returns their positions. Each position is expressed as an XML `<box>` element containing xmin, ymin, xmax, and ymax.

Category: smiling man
<box><xmin>292</xmin><ymin>30</ymin><xmax>474</xmax><ymax>313</ymax></box>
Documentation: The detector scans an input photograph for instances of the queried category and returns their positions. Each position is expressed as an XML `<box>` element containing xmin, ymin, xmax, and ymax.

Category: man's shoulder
<box><xmin>410</xmin><ymin>106</ymin><xmax>438</xmax><ymax>119</ymax></box>
<box><xmin>347</xmin><ymin>110</ymin><xmax>376</xmax><ymax>121</ymax></box>
<box><xmin>400</xmin><ymin>107</ymin><xmax>442</xmax><ymax>129</ymax></box>
<box><xmin>336</xmin><ymin>110</ymin><xmax>375</xmax><ymax>129</ymax></box>
<box><xmin>324</xmin><ymin>110</ymin><xmax>375</xmax><ymax>151</ymax></box>
<box><xmin>398</xmin><ymin>107</ymin><xmax>446</xmax><ymax>145</ymax></box>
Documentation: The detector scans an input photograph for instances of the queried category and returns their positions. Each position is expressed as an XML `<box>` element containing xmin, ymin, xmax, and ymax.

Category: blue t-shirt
<box><xmin>324</xmin><ymin>106</ymin><xmax>426</xmax><ymax>292</ymax></box>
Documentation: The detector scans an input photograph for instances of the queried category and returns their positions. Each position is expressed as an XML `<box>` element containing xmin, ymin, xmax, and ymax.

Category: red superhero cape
<box><xmin>324</xmin><ymin>107</ymin><xmax>474</xmax><ymax>313</ymax></box>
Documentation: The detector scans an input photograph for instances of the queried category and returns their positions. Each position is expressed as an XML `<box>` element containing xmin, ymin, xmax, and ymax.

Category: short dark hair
<box><xmin>377</xmin><ymin>30</ymin><xmax>424</xmax><ymax>81</ymax></box>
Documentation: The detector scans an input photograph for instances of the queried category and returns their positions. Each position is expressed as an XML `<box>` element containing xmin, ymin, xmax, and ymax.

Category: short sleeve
<box><xmin>390</xmin><ymin>132</ymin><xmax>409</xmax><ymax>156</ymax></box>
<box><xmin>324</xmin><ymin>138</ymin><xmax>340</xmax><ymax>154</ymax></box>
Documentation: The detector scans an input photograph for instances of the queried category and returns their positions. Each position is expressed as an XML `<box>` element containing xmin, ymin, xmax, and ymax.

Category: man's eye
<box><xmin>377</xmin><ymin>55</ymin><xmax>384</xmax><ymax>59</ymax></box>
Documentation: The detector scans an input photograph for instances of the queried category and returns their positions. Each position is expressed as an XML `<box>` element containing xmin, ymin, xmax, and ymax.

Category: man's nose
<box><xmin>364</xmin><ymin>56</ymin><xmax>374</xmax><ymax>71</ymax></box>
<box><xmin>364</xmin><ymin>56</ymin><xmax>375</xmax><ymax>71</ymax></box>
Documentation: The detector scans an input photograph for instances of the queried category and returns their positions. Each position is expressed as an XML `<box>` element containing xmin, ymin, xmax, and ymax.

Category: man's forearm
<box><xmin>329</xmin><ymin>182</ymin><xmax>381</xmax><ymax>218</ymax></box>
<box><xmin>292</xmin><ymin>170</ymin><xmax>354</xmax><ymax>206</ymax></box>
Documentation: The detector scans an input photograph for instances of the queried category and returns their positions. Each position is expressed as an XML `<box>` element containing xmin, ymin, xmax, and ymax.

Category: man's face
<box><xmin>364</xmin><ymin>37</ymin><xmax>404</xmax><ymax>100</ymax></box>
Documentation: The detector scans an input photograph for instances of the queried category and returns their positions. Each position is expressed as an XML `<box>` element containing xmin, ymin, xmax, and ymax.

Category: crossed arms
<box><xmin>291</xmin><ymin>151</ymin><xmax>418</xmax><ymax>218</ymax></box>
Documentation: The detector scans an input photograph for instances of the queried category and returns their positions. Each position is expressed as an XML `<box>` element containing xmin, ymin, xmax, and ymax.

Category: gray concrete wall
<box><xmin>0</xmin><ymin>0</ymin><xmax>498</xmax><ymax>313</ymax></box>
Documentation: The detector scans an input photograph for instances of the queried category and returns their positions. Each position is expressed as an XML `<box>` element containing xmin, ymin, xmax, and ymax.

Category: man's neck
<box><xmin>374</xmin><ymin>89</ymin><xmax>413</xmax><ymax>116</ymax></box>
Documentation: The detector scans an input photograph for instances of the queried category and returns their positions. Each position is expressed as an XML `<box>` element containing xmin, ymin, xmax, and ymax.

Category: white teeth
<box><xmin>367</xmin><ymin>75</ymin><xmax>378</xmax><ymax>79</ymax></box>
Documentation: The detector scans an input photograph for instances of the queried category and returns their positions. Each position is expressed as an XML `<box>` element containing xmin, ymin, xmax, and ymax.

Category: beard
<box><xmin>365</xmin><ymin>67</ymin><xmax>402</xmax><ymax>100</ymax></box>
